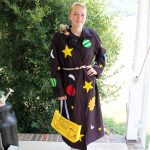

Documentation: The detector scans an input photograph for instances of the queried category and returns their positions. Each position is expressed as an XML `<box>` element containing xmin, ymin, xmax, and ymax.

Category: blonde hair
<box><xmin>70</xmin><ymin>2</ymin><xmax>86</xmax><ymax>14</ymax></box>
<box><xmin>59</xmin><ymin>2</ymin><xmax>86</xmax><ymax>33</ymax></box>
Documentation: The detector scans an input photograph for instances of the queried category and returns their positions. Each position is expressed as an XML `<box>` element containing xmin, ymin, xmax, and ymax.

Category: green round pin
<box><xmin>82</xmin><ymin>39</ymin><xmax>92</xmax><ymax>48</ymax></box>
<box><xmin>50</xmin><ymin>78</ymin><xmax>57</xmax><ymax>87</ymax></box>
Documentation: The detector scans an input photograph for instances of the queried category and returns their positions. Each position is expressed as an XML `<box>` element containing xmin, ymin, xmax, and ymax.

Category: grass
<box><xmin>145</xmin><ymin>133</ymin><xmax>150</xmax><ymax>150</ymax></box>
<box><xmin>104</xmin><ymin>117</ymin><xmax>150</xmax><ymax>149</ymax></box>
<box><xmin>104</xmin><ymin>117</ymin><xmax>126</xmax><ymax>135</ymax></box>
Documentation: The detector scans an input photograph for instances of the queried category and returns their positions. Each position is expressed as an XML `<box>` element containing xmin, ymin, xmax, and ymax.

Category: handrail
<box><xmin>135</xmin><ymin>45</ymin><xmax>150</xmax><ymax>81</ymax></box>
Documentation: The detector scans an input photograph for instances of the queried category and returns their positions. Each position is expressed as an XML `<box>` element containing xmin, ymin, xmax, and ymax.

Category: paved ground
<box><xmin>0</xmin><ymin>133</ymin><xmax>144</xmax><ymax>150</ymax></box>
<box><xmin>19</xmin><ymin>141</ymin><xmax>128</xmax><ymax>150</ymax></box>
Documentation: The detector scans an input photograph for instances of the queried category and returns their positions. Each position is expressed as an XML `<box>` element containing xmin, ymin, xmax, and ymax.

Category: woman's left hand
<box><xmin>87</xmin><ymin>66</ymin><xmax>97</xmax><ymax>76</ymax></box>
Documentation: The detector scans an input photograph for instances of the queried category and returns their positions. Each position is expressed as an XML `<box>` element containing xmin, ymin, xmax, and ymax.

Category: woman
<box><xmin>50</xmin><ymin>2</ymin><xmax>106</xmax><ymax>150</ymax></box>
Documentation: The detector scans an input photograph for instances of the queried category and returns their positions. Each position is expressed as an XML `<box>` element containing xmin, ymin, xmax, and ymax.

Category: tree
<box><xmin>86</xmin><ymin>0</ymin><xmax>121</xmax><ymax>102</ymax></box>
<box><xmin>0</xmin><ymin>0</ymin><xmax>121</xmax><ymax>133</ymax></box>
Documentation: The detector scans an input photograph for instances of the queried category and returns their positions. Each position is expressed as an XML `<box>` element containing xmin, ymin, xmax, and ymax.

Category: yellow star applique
<box><xmin>62</xmin><ymin>45</ymin><xmax>73</xmax><ymax>58</ymax></box>
<box><xmin>79</xmin><ymin>134</ymin><xmax>84</xmax><ymax>142</ymax></box>
<box><xmin>99</xmin><ymin>64</ymin><xmax>103</xmax><ymax>68</ymax></box>
<box><xmin>83</xmin><ymin>81</ymin><xmax>93</xmax><ymax>93</ymax></box>
<box><xmin>88</xmin><ymin>97</ymin><xmax>95</xmax><ymax>111</ymax></box>
<box><xmin>57</xmin><ymin>66</ymin><xmax>61</xmax><ymax>70</ymax></box>
<box><xmin>71</xmin><ymin>105</ymin><xmax>74</xmax><ymax>109</ymax></box>
<box><xmin>98</xmin><ymin>128</ymin><xmax>102</xmax><ymax>131</ymax></box>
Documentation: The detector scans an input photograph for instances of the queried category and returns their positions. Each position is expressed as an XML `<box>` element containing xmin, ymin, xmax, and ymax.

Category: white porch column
<box><xmin>126</xmin><ymin>0</ymin><xmax>150</xmax><ymax>143</ymax></box>
<box><xmin>138</xmin><ymin>45</ymin><xmax>150</xmax><ymax>147</ymax></box>
<box><xmin>138</xmin><ymin>0</ymin><xmax>150</xmax><ymax>146</ymax></box>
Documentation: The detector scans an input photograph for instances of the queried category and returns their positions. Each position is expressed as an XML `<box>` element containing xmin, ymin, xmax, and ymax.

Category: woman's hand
<box><xmin>87</xmin><ymin>66</ymin><xmax>97</xmax><ymax>76</ymax></box>
<box><xmin>57</xmin><ymin>95</ymin><xmax>67</xmax><ymax>101</ymax></box>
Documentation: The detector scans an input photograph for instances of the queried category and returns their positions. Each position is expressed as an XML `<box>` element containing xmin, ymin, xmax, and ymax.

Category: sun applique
<box><xmin>62</xmin><ymin>45</ymin><xmax>73</xmax><ymax>58</ymax></box>
<box><xmin>88</xmin><ymin>97</ymin><xmax>95</xmax><ymax>111</ymax></box>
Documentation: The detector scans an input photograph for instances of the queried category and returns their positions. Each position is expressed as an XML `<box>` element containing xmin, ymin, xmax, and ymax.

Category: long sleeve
<box><xmin>50</xmin><ymin>34</ymin><xmax>66</xmax><ymax>97</ymax></box>
<box><xmin>93</xmin><ymin>32</ymin><xmax>106</xmax><ymax>78</ymax></box>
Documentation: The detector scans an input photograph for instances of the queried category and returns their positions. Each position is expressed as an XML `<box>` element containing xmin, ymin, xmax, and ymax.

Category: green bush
<box><xmin>0</xmin><ymin>0</ymin><xmax>121</xmax><ymax>133</ymax></box>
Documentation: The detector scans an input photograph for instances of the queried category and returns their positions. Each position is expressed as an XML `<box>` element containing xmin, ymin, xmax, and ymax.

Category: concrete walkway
<box><xmin>19</xmin><ymin>141</ymin><xmax>128</xmax><ymax>150</ymax></box>
<box><xmin>0</xmin><ymin>134</ymin><xmax>144</xmax><ymax>150</ymax></box>
<box><xmin>17</xmin><ymin>133</ymin><xmax>144</xmax><ymax>149</ymax></box>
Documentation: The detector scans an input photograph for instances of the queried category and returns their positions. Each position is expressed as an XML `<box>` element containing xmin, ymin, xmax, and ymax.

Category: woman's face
<box><xmin>69</xmin><ymin>5</ymin><xmax>86</xmax><ymax>28</ymax></box>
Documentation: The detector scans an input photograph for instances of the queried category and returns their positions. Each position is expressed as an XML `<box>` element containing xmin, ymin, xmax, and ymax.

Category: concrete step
<box><xmin>19</xmin><ymin>141</ymin><xmax>128</xmax><ymax>150</ymax></box>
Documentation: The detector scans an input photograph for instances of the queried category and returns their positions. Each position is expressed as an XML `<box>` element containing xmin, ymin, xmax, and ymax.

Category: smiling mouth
<box><xmin>76</xmin><ymin>21</ymin><xmax>82</xmax><ymax>24</ymax></box>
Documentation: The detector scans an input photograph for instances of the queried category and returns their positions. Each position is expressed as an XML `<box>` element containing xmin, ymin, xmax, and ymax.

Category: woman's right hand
<box><xmin>57</xmin><ymin>95</ymin><xmax>67</xmax><ymax>101</ymax></box>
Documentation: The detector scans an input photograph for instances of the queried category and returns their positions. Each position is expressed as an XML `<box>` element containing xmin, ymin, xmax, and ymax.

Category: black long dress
<box><xmin>50</xmin><ymin>27</ymin><xmax>106</xmax><ymax>150</ymax></box>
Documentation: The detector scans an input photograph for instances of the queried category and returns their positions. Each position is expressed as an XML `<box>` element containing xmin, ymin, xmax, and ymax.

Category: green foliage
<box><xmin>104</xmin><ymin>117</ymin><xmax>126</xmax><ymax>135</ymax></box>
<box><xmin>0</xmin><ymin>0</ymin><xmax>59</xmax><ymax>133</ymax></box>
<box><xmin>86</xmin><ymin>0</ymin><xmax>121</xmax><ymax>101</ymax></box>
<box><xmin>145</xmin><ymin>133</ymin><xmax>150</xmax><ymax>150</ymax></box>
<box><xmin>0</xmin><ymin>0</ymin><xmax>121</xmax><ymax>133</ymax></box>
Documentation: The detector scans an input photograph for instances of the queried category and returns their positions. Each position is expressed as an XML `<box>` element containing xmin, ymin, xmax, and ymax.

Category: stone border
<box><xmin>18</xmin><ymin>133</ymin><xmax>125</xmax><ymax>143</ymax></box>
